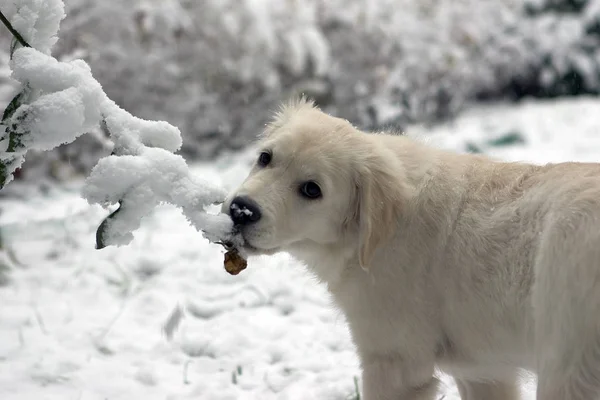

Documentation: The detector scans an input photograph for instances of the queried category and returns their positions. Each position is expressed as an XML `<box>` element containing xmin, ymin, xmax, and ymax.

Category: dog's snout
<box><xmin>229</xmin><ymin>196</ymin><xmax>262</xmax><ymax>226</ymax></box>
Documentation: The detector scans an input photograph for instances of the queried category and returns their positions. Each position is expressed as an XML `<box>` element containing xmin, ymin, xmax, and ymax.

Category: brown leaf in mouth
<box><xmin>223</xmin><ymin>248</ymin><xmax>247</xmax><ymax>275</ymax></box>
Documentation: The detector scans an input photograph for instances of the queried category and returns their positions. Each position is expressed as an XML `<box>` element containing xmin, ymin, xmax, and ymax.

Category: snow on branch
<box><xmin>0</xmin><ymin>0</ymin><xmax>239</xmax><ymax>250</ymax></box>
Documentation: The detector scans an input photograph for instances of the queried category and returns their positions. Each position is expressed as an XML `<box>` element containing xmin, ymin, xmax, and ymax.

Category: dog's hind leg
<box><xmin>535</xmin><ymin>325</ymin><xmax>600</xmax><ymax>400</ymax></box>
<box><xmin>455</xmin><ymin>378</ymin><xmax>520</xmax><ymax>400</ymax></box>
<box><xmin>533</xmin><ymin>203</ymin><xmax>600</xmax><ymax>400</ymax></box>
<box><xmin>536</xmin><ymin>343</ymin><xmax>600</xmax><ymax>400</ymax></box>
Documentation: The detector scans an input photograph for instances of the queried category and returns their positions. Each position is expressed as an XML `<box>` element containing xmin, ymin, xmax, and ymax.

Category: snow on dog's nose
<box><xmin>229</xmin><ymin>196</ymin><xmax>262</xmax><ymax>226</ymax></box>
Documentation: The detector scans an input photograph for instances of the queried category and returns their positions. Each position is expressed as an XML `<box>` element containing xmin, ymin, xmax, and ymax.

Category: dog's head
<box><xmin>222</xmin><ymin>98</ymin><xmax>411</xmax><ymax>270</ymax></box>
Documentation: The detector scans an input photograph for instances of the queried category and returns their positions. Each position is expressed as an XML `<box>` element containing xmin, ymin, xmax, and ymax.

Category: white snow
<box><xmin>2</xmin><ymin>1</ymin><xmax>599</xmax><ymax>396</ymax></box>
<box><xmin>4</xmin><ymin>96</ymin><xmax>600</xmax><ymax>399</ymax></box>
<box><xmin>231</xmin><ymin>203</ymin><xmax>254</xmax><ymax>218</ymax></box>
<box><xmin>12</xmin><ymin>87</ymin><xmax>86</xmax><ymax>150</ymax></box>
<box><xmin>2</xmin><ymin>0</ymin><xmax>236</xmax><ymax>248</ymax></box>
<box><xmin>5</xmin><ymin>0</ymin><xmax>65</xmax><ymax>55</ymax></box>
<box><xmin>82</xmin><ymin>148</ymin><xmax>232</xmax><ymax>246</ymax></box>
<box><xmin>0</xmin><ymin>160</ymin><xmax>361</xmax><ymax>400</ymax></box>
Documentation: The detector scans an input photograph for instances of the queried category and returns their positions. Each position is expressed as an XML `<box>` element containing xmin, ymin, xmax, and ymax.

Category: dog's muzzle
<box><xmin>229</xmin><ymin>196</ymin><xmax>262</xmax><ymax>226</ymax></box>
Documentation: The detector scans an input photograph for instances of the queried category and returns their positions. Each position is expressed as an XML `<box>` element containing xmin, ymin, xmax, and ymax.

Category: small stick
<box><xmin>0</xmin><ymin>10</ymin><xmax>32</xmax><ymax>48</ymax></box>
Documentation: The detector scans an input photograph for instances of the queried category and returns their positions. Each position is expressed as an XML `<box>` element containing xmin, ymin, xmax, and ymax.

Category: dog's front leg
<box><xmin>361</xmin><ymin>355</ymin><xmax>439</xmax><ymax>400</ymax></box>
<box><xmin>455</xmin><ymin>378</ymin><xmax>520</xmax><ymax>400</ymax></box>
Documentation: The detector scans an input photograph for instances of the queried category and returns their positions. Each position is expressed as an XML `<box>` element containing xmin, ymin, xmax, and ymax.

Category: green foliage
<box><xmin>0</xmin><ymin>8</ymin><xmax>33</xmax><ymax>189</ymax></box>
<box><xmin>488</xmin><ymin>132</ymin><xmax>526</xmax><ymax>147</ymax></box>
<box><xmin>505</xmin><ymin>0</ymin><xmax>600</xmax><ymax>101</ymax></box>
<box><xmin>0</xmin><ymin>233</ymin><xmax>14</xmax><ymax>287</ymax></box>
<box><xmin>466</xmin><ymin>132</ymin><xmax>525</xmax><ymax>154</ymax></box>
<box><xmin>349</xmin><ymin>376</ymin><xmax>361</xmax><ymax>400</ymax></box>
<box><xmin>231</xmin><ymin>365</ymin><xmax>243</xmax><ymax>385</ymax></box>
<box><xmin>3</xmin><ymin>85</ymin><xmax>31</xmax><ymax>150</ymax></box>
<box><xmin>525</xmin><ymin>0</ymin><xmax>589</xmax><ymax>15</ymax></box>
<box><xmin>0</xmin><ymin>156</ymin><xmax>17</xmax><ymax>188</ymax></box>
<box><xmin>0</xmin><ymin>85</ymin><xmax>31</xmax><ymax>189</ymax></box>
<box><xmin>466</xmin><ymin>142</ymin><xmax>483</xmax><ymax>154</ymax></box>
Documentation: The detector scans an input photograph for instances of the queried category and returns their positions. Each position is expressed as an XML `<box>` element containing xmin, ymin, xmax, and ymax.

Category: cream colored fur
<box><xmin>222</xmin><ymin>98</ymin><xmax>600</xmax><ymax>400</ymax></box>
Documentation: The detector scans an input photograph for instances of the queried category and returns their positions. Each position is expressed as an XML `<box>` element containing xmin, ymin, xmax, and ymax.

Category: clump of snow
<box><xmin>5</xmin><ymin>0</ymin><xmax>65</xmax><ymax>54</ymax></box>
<box><xmin>82</xmin><ymin>148</ymin><xmax>233</xmax><ymax>246</ymax></box>
<box><xmin>230</xmin><ymin>203</ymin><xmax>253</xmax><ymax>218</ymax></box>
<box><xmin>103</xmin><ymin>109</ymin><xmax>182</xmax><ymax>156</ymax></box>
<box><xmin>1</xmin><ymin>0</ymin><xmax>238</xmax><ymax>247</ymax></box>
<box><xmin>11</xmin><ymin>86</ymin><xmax>87</xmax><ymax>151</ymax></box>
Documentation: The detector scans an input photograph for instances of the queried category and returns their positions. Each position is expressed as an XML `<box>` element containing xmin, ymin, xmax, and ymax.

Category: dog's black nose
<box><xmin>229</xmin><ymin>196</ymin><xmax>262</xmax><ymax>226</ymax></box>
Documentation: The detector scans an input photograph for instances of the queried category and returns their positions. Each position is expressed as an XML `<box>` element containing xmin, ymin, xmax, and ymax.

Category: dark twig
<box><xmin>95</xmin><ymin>201</ymin><xmax>122</xmax><ymax>249</ymax></box>
<box><xmin>0</xmin><ymin>9</ymin><xmax>31</xmax><ymax>48</ymax></box>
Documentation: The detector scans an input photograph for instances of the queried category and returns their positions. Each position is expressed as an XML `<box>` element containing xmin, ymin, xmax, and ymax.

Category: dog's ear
<box><xmin>355</xmin><ymin>149</ymin><xmax>411</xmax><ymax>271</ymax></box>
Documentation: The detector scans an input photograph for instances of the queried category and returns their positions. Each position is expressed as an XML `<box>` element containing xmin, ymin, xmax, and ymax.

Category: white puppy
<box><xmin>222</xmin><ymin>98</ymin><xmax>600</xmax><ymax>400</ymax></box>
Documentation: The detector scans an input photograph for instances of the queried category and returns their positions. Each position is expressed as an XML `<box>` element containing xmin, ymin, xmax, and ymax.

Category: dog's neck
<box><xmin>286</xmin><ymin>236</ymin><xmax>359</xmax><ymax>289</ymax></box>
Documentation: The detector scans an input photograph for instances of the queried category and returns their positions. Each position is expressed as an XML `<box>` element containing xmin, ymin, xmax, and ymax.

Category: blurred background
<box><xmin>2</xmin><ymin>0</ymin><xmax>600</xmax><ymax>184</ymax></box>
<box><xmin>1</xmin><ymin>1</ymin><xmax>599</xmax><ymax>398</ymax></box>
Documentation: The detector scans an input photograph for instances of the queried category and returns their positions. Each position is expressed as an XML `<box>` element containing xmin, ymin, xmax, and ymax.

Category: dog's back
<box><xmin>361</xmin><ymin>133</ymin><xmax>600</xmax><ymax>398</ymax></box>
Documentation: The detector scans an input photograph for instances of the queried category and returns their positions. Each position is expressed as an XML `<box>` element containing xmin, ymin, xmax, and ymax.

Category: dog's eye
<box><xmin>299</xmin><ymin>181</ymin><xmax>322</xmax><ymax>199</ymax></box>
<box><xmin>258</xmin><ymin>151</ymin><xmax>272</xmax><ymax>167</ymax></box>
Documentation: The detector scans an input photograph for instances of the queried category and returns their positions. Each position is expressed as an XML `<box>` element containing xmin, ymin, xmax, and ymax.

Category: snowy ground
<box><xmin>2</xmin><ymin>97</ymin><xmax>600</xmax><ymax>399</ymax></box>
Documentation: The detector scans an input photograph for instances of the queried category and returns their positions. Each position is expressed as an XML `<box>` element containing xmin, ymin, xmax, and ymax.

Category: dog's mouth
<box><xmin>221</xmin><ymin>231</ymin><xmax>278</xmax><ymax>257</ymax></box>
<box><xmin>241</xmin><ymin>240</ymin><xmax>279</xmax><ymax>256</ymax></box>
<box><xmin>241</xmin><ymin>240</ymin><xmax>260</xmax><ymax>254</ymax></box>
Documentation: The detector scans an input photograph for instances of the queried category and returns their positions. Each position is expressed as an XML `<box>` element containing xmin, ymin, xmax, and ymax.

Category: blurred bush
<box><xmin>2</xmin><ymin>0</ymin><xmax>600</xmax><ymax>183</ymax></box>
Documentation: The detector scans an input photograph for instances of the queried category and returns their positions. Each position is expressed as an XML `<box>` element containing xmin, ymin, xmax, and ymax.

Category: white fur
<box><xmin>223</xmin><ymin>98</ymin><xmax>600</xmax><ymax>400</ymax></box>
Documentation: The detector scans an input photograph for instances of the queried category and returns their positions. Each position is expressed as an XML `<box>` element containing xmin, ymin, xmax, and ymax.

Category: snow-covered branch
<box><xmin>0</xmin><ymin>0</ymin><xmax>238</xmax><ymax>249</ymax></box>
